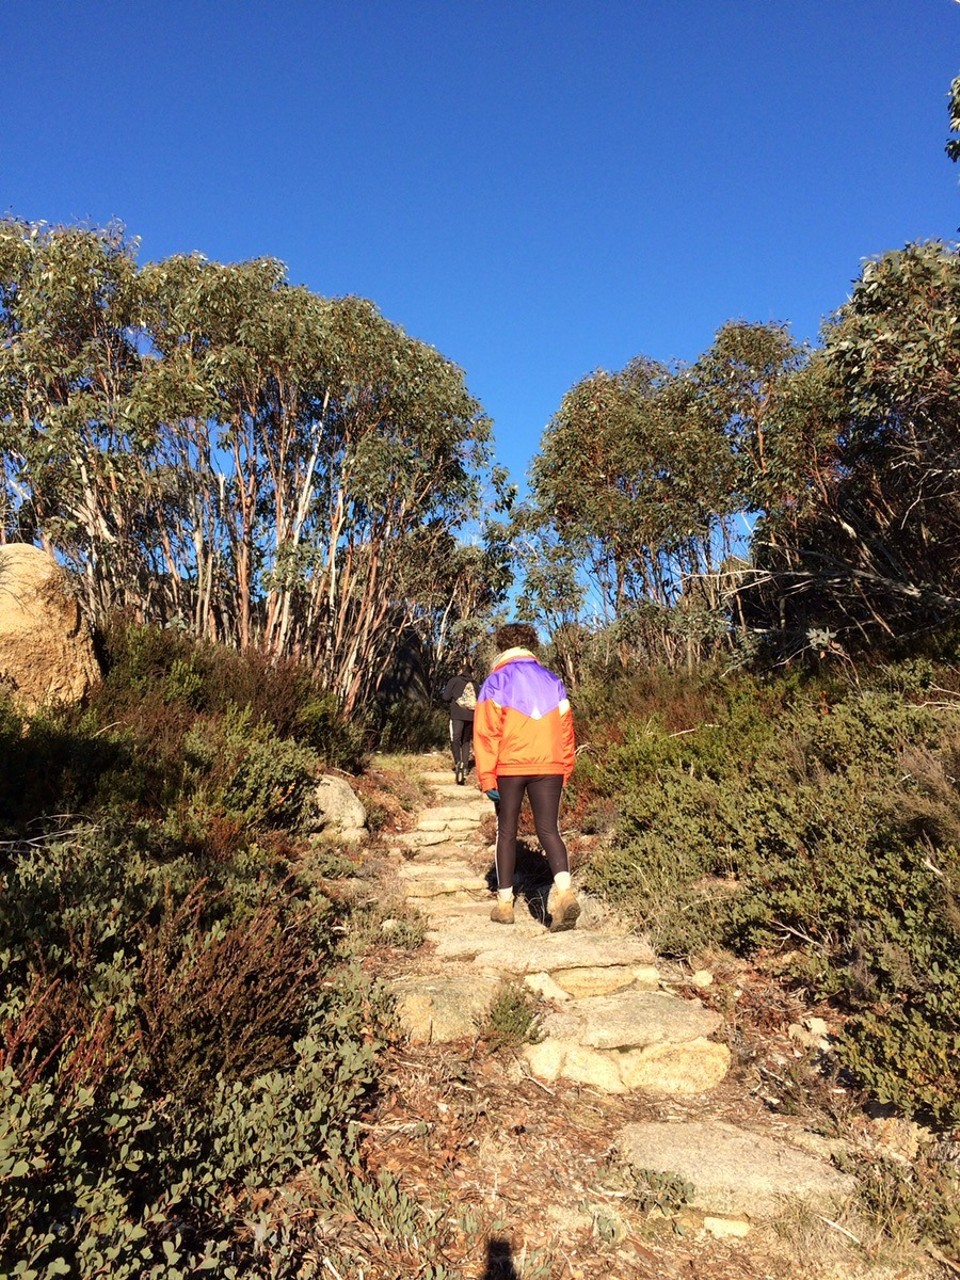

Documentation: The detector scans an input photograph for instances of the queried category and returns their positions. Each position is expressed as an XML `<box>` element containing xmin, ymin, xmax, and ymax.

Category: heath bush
<box><xmin>580</xmin><ymin>665</ymin><xmax>960</xmax><ymax>1125</ymax></box>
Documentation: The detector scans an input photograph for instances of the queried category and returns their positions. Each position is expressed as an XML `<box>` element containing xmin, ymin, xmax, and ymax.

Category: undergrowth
<box><xmin>0</xmin><ymin>619</ymin><xmax>444</xmax><ymax>1278</ymax></box>
<box><xmin>478</xmin><ymin>980</ymin><xmax>543</xmax><ymax>1051</ymax></box>
<box><xmin>576</xmin><ymin>658</ymin><xmax>960</xmax><ymax>1130</ymax></box>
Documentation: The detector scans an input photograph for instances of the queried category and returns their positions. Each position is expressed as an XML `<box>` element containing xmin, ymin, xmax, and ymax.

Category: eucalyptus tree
<box><xmin>2</xmin><ymin>218</ymin><xmax>498</xmax><ymax>719</ymax></box>
<box><xmin>137</xmin><ymin>253</ymin><xmax>333</xmax><ymax>650</ymax></box>
<box><xmin>411</xmin><ymin>519</ymin><xmax>514</xmax><ymax>691</ymax></box>
<box><xmin>520</xmin><ymin>356</ymin><xmax>742</xmax><ymax>665</ymax></box>
<box><xmin>0</xmin><ymin>219</ymin><xmax>150</xmax><ymax>618</ymax></box>
<box><xmin>753</xmin><ymin>242</ymin><xmax>960</xmax><ymax>646</ymax></box>
<box><xmin>513</xmin><ymin>515</ymin><xmax>587</xmax><ymax>685</ymax></box>
<box><xmin>297</xmin><ymin>297</ymin><xmax>494</xmax><ymax>712</ymax></box>
<box><xmin>139</xmin><ymin>257</ymin><xmax>495</xmax><ymax>714</ymax></box>
<box><xmin>689</xmin><ymin>321</ymin><xmax>812</xmax><ymax>519</ymax></box>
<box><xmin>947</xmin><ymin>73</ymin><xmax>960</xmax><ymax>164</ymax></box>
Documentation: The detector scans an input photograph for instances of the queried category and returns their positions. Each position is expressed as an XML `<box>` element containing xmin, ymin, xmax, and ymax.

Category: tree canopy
<box><xmin>518</xmin><ymin>251</ymin><xmax>960</xmax><ymax>668</ymax></box>
<box><xmin>0</xmin><ymin>218</ymin><xmax>508</xmax><ymax>715</ymax></box>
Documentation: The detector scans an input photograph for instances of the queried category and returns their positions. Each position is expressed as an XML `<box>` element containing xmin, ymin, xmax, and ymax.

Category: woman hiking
<box><xmin>472</xmin><ymin>623</ymin><xmax>580</xmax><ymax>930</ymax></box>
<box><xmin>441</xmin><ymin>668</ymin><xmax>477</xmax><ymax>784</ymax></box>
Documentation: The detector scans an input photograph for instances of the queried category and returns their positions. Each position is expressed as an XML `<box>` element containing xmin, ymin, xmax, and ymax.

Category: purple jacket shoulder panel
<box><xmin>479</xmin><ymin>659</ymin><xmax>566</xmax><ymax>719</ymax></box>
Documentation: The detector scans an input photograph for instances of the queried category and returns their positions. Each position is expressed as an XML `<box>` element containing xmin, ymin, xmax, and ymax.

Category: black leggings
<box><xmin>494</xmin><ymin>774</ymin><xmax>568</xmax><ymax>890</ymax></box>
<box><xmin>449</xmin><ymin>719</ymin><xmax>471</xmax><ymax>769</ymax></box>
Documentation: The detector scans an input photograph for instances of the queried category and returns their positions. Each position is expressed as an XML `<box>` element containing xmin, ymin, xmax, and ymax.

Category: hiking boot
<box><xmin>549</xmin><ymin>888</ymin><xmax>581</xmax><ymax>932</ymax></box>
<box><xmin>490</xmin><ymin>898</ymin><xmax>515</xmax><ymax>925</ymax></box>
<box><xmin>455</xmin><ymin>762</ymin><xmax>465</xmax><ymax>785</ymax></box>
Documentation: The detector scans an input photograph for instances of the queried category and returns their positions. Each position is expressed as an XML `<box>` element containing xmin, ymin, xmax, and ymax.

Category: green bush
<box><xmin>0</xmin><ymin>824</ymin><xmax>393</xmax><ymax>1277</ymax></box>
<box><xmin>479</xmin><ymin>981</ymin><xmax>543</xmax><ymax>1050</ymax></box>
<box><xmin>0</xmin><ymin>979</ymin><xmax>385</xmax><ymax>1279</ymax></box>
<box><xmin>179</xmin><ymin>705</ymin><xmax>320</xmax><ymax>830</ymax></box>
<box><xmin>0</xmin><ymin>617</ymin><xmax>458</xmax><ymax>1275</ymax></box>
<box><xmin>580</xmin><ymin>665</ymin><xmax>960</xmax><ymax>1126</ymax></box>
<box><xmin>136</xmin><ymin>887</ymin><xmax>330</xmax><ymax>1102</ymax></box>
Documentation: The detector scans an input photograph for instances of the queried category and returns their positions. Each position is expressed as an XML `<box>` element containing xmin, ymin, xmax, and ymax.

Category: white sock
<box><xmin>498</xmin><ymin>887</ymin><xmax>514</xmax><ymax>902</ymax></box>
<box><xmin>553</xmin><ymin>872</ymin><xmax>571</xmax><ymax>892</ymax></box>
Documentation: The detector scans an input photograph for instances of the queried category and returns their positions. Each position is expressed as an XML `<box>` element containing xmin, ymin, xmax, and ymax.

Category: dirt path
<box><xmin>355</xmin><ymin>753</ymin><xmax>934</xmax><ymax>1280</ymax></box>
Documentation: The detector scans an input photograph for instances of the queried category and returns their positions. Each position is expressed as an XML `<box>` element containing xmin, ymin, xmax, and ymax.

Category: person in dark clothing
<box><xmin>442</xmin><ymin>670</ymin><xmax>477</xmax><ymax>784</ymax></box>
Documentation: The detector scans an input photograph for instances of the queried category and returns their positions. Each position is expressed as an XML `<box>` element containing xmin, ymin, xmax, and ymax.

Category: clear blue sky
<box><xmin>4</xmin><ymin>1</ymin><xmax>958</xmax><ymax>494</ymax></box>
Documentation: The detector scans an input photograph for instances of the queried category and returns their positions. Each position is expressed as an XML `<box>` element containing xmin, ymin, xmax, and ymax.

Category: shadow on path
<box><xmin>482</xmin><ymin>1237</ymin><xmax>520</xmax><ymax>1279</ymax></box>
<box><xmin>484</xmin><ymin>839</ymin><xmax>553</xmax><ymax>924</ymax></box>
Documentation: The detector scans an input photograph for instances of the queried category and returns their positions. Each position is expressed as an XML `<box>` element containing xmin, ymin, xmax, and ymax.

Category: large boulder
<box><xmin>308</xmin><ymin>774</ymin><xmax>368</xmax><ymax>844</ymax></box>
<box><xmin>0</xmin><ymin>544</ymin><xmax>101</xmax><ymax>712</ymax></box>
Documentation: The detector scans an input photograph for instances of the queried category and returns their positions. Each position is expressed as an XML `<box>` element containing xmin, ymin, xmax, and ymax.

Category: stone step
<box><xmin>392</xmin><ymin>756</ymin><xmax>729</xmax><ymax>1107</ymax></box>
<box><xmin>617</xmin><ymin>1120</ymin><xmax>856</xmax><ymax>1226</ymax></box>
<box><xmin>522</xmin><ymin>990</ymin><xmax>730</xmax><ymax>1096</ymax></box>
<box><xmin>391</xmin><ymin>974</ymin><xmax>503</xmax><ymax>1042</ymax></box>
<box><xmin>396</xmin><ymin>830</ymin><xmax>451</xmax><ymax>850</ymax></box>
<box><xmin>416</xmin><ymin>816</ymin><xmax>482</xmax><ymax>834</ymax></box>
<box><xmin>398</xmin><ymin>871</ymin><xmax>490</xmax><ymax>898</ymax></box>
<box><xmin>417</xmin><ymin>804</ymin><xmax>486</xmax><ymax>824</ymax></box>
<box><xmin>406</xmin><ymin>894</ymin><xmax>491</xmax><ymax>910</ymax></box>
<box><xmin>432</xmin><ymin>918</ymin><xmax>656</xmax><ymax>974</ymax></box>
<box><xmin>431</xmin><ymin>783</ymin><xmax>486</xmax><ymax>801</ymax></box>
<box><xmin>400</xmin><ymin>843</ymin><xmax>484</xmax><ymax>865</ymax></box>
<box><xmin>424</xmin><ymin>899</ymin><xmax>499</xmax><ymax>920</ymax></box>
<box><xmin>423</xmin><ymin>901</ymin><xmax>547</xmax><ymax>937</ymax></box>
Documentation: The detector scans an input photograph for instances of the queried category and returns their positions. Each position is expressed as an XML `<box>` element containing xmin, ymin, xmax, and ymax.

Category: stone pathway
<box><xmin>382</xmin><ymin>754</ymin><xmax>856</xmax><ymax>1238</ymax></box>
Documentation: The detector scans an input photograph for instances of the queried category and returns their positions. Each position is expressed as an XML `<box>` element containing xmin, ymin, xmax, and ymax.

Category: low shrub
<box><xmin>136</xmin><ymin>885</ymin><xmax>330</xmax><ymax>1102</ymax></box>
<box><xmin>0</xmin><ymin>823</ymin><xmax>393</xmax><ymax>1276</ymax></box>
<box><xmin>479</xmin><ymin>981</ymin><xmax>543</xmax><ymax>1051</ymax></box>
<box><xmin>174</xmin><ymin>704</ymin><xmax>320</xmax><ymax>847</ymax></box>
<box><xmin>96</xmin><ymin>617</ymin><xmax>367</xmax><ymax>771</ymax></box>
<box><xmin>0</xmin><ymin>617</ymin><xmax>451</xmax><ymax>1276</ymax></box>
<box><xmin>0</xmin><ymin>976</ymin><xmax>386</xmax><ymax>1278</ymax></box>
<box><xmin>580</xmin><ymin>663</ymin><xmax>960</xmax><ymax>1127</ymax></box>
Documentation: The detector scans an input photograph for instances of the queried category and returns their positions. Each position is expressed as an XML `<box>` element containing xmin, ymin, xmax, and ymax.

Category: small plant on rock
<box><xmin>478</xmin><ymin>981</ymin><xmax>543</xmax><ymax>1051</ymax></box>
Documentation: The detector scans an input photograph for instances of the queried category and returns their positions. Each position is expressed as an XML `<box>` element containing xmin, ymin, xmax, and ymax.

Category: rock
<box><xmin>618</xmin><ymin>1120</ymin><xmax>856</xmax><ymax>1221</ymax></box>
<box><xmin>417</xmin><ymin>816</ymin><xmax>480</xmax><ymax>833</ymax></box>
<box><xmin>702</xmin><ymin>1216</ymin><xmax>751</xmax><ymax>1239</ymax></box>
<box><xmin>0</xmin><ymin>543</ymin><xmax>100</xmax><ymax>711</ymax></box>
<box><xmin>540</xmin><ymin>990</ymin><xmax>722</xmax><ymax>1051</ymax></box>
<box><xmin>419</xmin><ymin>804</ymin><xmax>485</xmax><ymax>824</ymax></box>
<box><xmin>432</xmin><ymin>783</ymin><xmax>487</xmax><ymax>801</ymax></box>
<box><xmin>434</xmin><ymin>923</ymin><xmax>656</xmax><ymax>974</ymax></box>
<box><xmin>401</xmin><ymin>842</ymin><xmax>472</xmax><ymax>864</ymax></box>
<box><xmin>788</xmin><ymin>1016</ymin><xmax>831</xmax><ymax>1053</ymax></box>
<box><xmin>397</xmin><ymin>829</ymin><xmax>450</xmax><ymax>848</ymax></box>
<box><xmin>523</xmin><ymin>1034</ymin><xmax>729</xmax><ymax>1096</ymax></box>
<box><xmin>525</xmin><ymin>1039</ymin><xmax>629</xmax><ymax>1094</ymax></box>
<box><xmin>398</xmin><ymin>864</ymin><xmax>489</xmax><ymax>897</ymax></box>
<box><xmin>524</xmin><ymin>972</ymin><xmax>573</xmax><ymax>1003</ymax></box>
<box><xmin>617</xmin><ymin>1039</ymin><xmax>731</xmax><ymax>1094</ymax></box>
<box><xmin>690</xmin><ymin>969</ymin><xmax>714</xmax><ymax>989</ymax></box>
<box><xmin>308</xmin><ymin>774</ymin><xmax>367</xmax><ymax>842</ymax></box>
<box><xmin>391</xmin><ymin>974</ymin><xmax>502</xmax><ymax>1042</ymax></box>
<box><xmin>522</xmin><ymin>992</ymin><xmax>730</xmax><ymax>1095</ymax></box>
<box><xmin>550</xmin><ymin>964</ymin><xmax>658</xmax><ymax>998</ymax></box>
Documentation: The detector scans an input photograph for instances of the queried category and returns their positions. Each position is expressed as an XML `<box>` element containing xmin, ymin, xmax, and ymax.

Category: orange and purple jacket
<box><xmin>472</xmin><ymin>648</ymin><xmax>576</xmax><ymax>793</ymax></box>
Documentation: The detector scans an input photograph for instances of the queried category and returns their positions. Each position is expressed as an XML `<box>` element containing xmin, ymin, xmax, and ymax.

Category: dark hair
<box><xmin>495</xmin><ymin>622</ymin><xmax>540</xmax><ymax>653</ymax></box>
